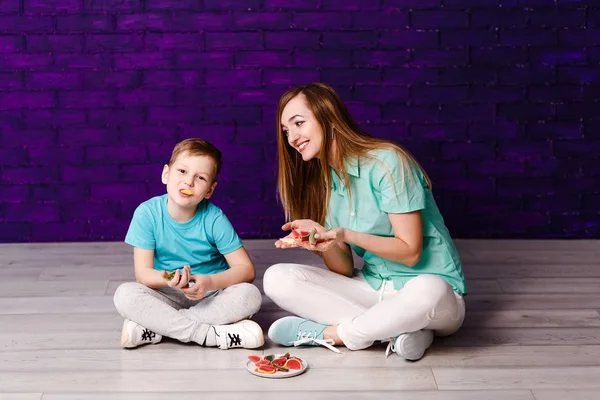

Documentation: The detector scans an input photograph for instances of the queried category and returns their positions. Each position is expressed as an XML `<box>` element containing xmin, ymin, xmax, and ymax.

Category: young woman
<box><xmin>262</xmin><ymin>83</ymin><xmax>467</xmax><ymax>360</ymax></box>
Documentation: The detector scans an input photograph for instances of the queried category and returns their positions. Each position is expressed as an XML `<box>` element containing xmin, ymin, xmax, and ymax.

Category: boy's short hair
<box><xmin>168</xmin><ymin>138</ymin><xmax>222</xmax><ymax>180</ymax></box>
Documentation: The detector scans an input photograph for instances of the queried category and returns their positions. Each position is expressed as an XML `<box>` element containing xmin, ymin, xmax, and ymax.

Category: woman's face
<box><xmin>280</xmin><ymin>94</ymin><xmax>324</xmax><ymax>162</ymax></box>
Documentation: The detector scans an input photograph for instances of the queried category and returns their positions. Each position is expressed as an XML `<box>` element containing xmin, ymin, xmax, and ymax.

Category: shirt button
<box><xmin>350</xmin><ymin>211</ymin><xmax>355</xmax><ymax>216</ymax></box>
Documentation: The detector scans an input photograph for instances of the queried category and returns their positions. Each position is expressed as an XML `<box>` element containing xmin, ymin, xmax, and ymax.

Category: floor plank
<box><xmin>532</xmin><ymin>390</ymin><xmax>600</xmax><ymax>400</ymax></box>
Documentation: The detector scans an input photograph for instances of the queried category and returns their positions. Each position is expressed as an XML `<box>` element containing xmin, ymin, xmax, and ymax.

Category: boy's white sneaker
<box><xmin>120</xmin><ymin>319</ymin><xmax>162</xmax><ymax>349</ymax></box>
<box><xmin>212</xmin><ymin>319</ymin><xmax>264</xmax><ymax>350</ymax></box>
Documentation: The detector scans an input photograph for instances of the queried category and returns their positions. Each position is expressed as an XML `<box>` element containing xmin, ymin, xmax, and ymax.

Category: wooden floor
<box><xmin>0</xmin><ymin>239</ymin><xmax>599</xmax><ymax>399</ymax></box>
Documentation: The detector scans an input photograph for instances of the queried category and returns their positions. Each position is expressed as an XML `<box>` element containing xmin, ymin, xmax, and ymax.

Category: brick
<box><xmin>83</xmin><ymin>0</ymin><xmax>139</xmax><ymax>12</ymax></box>
<box><xmin>383</xmin><ymin>0</ymin><xmax>441</xmax><ymax>7</ymax></box>
<box><xmin>86</xmin><ymin>34</ymin><xmax>144</xmax><ymax>52</ymax></box>
<box><xmin>322</xmin><ymin>32</ymin><xmax>378</xmax><ymax>49</ymax></box>
<box><xmin>384</xmin><ymin>67</ymin><xmax>438</xmax><ymax>85</ymax></box>
<box><xmin>86</xmin><ymin>146</ymin><xmax>147</xmax><ymax>163</ymax></box>
<box><xmin>437</xmin><ymin>176</ymin><xmax>494</xmax><ymax>196</ymax></box>
<box><xmin>27</xmin><ymin>35</ymin><xmax>83</xmax><ymax>52</ymax></box>
<box><xmin>117</xmin><ymin>89</ymin><xmax>172</xmax><ymax>106</ymax></box>
<box><xmin>58</xmin><ymin>15</ymin><xmax>114</xmax><ymax>32</ymax></box>
<box><xmin>91</xmin><ymin>183</ymin><xmax>148</xmax><ymax>201</ymax></box>
<box><xmin>444</xmin><ymin>0</ymin><xmax>498</xmax><ymax>6</ymax></box>
<box><xmin>526</xmin><ymin>158</ymin><xmax>580</xmax><ymax>176</ymax></box>
<box><xmin>528</xmin><ymin>122</ymin><xmax>582</xmax><ymax>140</ymax></box>
<box><xmin>1</xmin><ymin>128</ymin><xmax>56</xmax><ymax>146</ymax></box>
<box><xmin>554</xmin><ymin>140</ymin><xmax>600</xmax><ymax>158</ymax></box>
<box><xmin>531</xmin><ymin>48</ymin><xmax>587</xmax><ymax>65</ymax></box>
<box><xmin>144</xmin><ymin>33</ymin><xmax>203</xmax><ymax>50</ymax></box>
<box><xmin>529</xmin><ymin>85</ymin><xmax>582</xmax><ymax>102</ymax></box>
<box><xmin>527</xmin><ymin>195</ymin><xmax>581</xmax><ymax>213</ymax></box>
<box><xmin>206</xmin><ymin>32</ymin><xmax>262</xmax><ymax>50</ymax></box>
<box><xmin>471</xmin><ymin>47</ymin><xmax>528</xmax><ymax>66</ymax></box>
<box><xmin>176</xmin><ymin>52</ymin><xmax>231</xmax><ymax>69</ymax></box>
<box><xmin>500</xmin><ymin>0</ymin><xmax>556</xmax><ymax>5</ymax></box>
<box><xmin>90</xmin><ymin>108</ymin><xmax>145</xmax><ymax>126</ymax></box>
<box><xmin>203</xmin><ymin>0</ymin><xmax>261</xmax><ymax>9</ymax></box>
<box><xmin>558</xmin><ymin>67</ymin><xmax>600</xmax><ymax>85</ymax></box>
<box><xmin>142</xmin><ymin>71</ymin><xmax>186</xmax><ymax>87</ymax></box>
<box><xmin>234</xmin><ymin>12</ymin><xmax>291</xmax><ymax>30</ymax></box>
<box><xmin>471</xmin><ymin>9</ymin><xmax>529</xmax><ymax>28</ymax></box>
<box><xmin>55</xmin><ymin>54</ymin><xmax>112</xmax><ymax>70</ymax></box>
<box><xmin>353</xmin><ymin>86</ymin><xmax>409</xmax><ymax>103</ymax></box>
<box><xmin>32</xmin><ymin>222</ymin><xmax>90</xmax><ymax>242</ymax></box>
<box><xmin>583</xmin><ymin>121</ymin><xmax>600</xmax><ymax>139</ymax></box>
<box><xmin>0</xmin><ymin>223</ymin><xmax>30</xmax><ymax>242</ymax></box>
<box><xmin>121</xmin><ymin>164</ymin><xmax>163</xmax><ymax>182</ymax></box>
<box><xmin>26</xmin><ymin>0</ymin><xmax>81</xmax><ymax>13</ymax></box>
<box><xmin>352</xmin><ymin>11</ymin><xmax>409</xmax><ymax>29</ymax></box>
<box><xmin>2</xmin><ymin>167</ymin><xmax>59</xmax><ymax>184</ymax></box>
<box><xmin>84</xmin><ymin>71</ymin><xmax>138</xmax><ymax>89</ymax></box>
<box><xmin>343</xmin><ymin>102</ymin><xmax>381</xmax><ymax>122</ymax></box>
<box><xmin>582</xmin><ymin>194</ymin><xmax>600</xmax><ymax>211</ymax></box>
<box><xmin>381</xmin><ymin>104</ymin><xmax>439</xmax><ymax>123</ymax></box>
<box><xmin>116</xmin><ymin>53</ymin><xmax>173</xmax><ymax>69</ymax></box>
<box><xmin>24</xmin><ymin>110</ymin><xmax>86</xmax><ymax>128</ymax></box>
<box><xmin>555</xmin><ymin>176</ymin><xmax>596</xmax><ymax>193</ymax></box>
<box><xmin>412</xmin><ymin>49</ymin><xmax>467</xmax><ymax>67</ymax></box>
<box><xmin>556</xmin><ymin>103</ymin><xmax>598</xmax><ymax>119</ymax></box>
<box><xmin>0</xmin><ymin>54</ymin><xmax>53</xmax><ymax>70</ymax></box>
<box><xmin>0</xmin><ymin>185</ymin><xmax>28</xmax><ymax>202</ymax></box>
<box><xmin>294</xmin><ymin>12</ymin><xmax>351</xmax><ymax>29</ymax></box>
<box><xmin>264</xmin><ymin>0</ymin><xmax>318</xmax><ymax>9</ymax></box>
<box><xmin>146</xmin><ymin>143</ymin><xmax>175</xmax><ymax>163</ymax></box>
<box><xmin>529</xmin><ymin>9</ymin><xmax>585</xmax><ymax>28</ymax></box>
<box><xmin>145</xmin><ymin>0</ymin><xmax>202</xmax><ymax>10</ymax></box>
<box><xmin>28</xmin><ymin>145</ymin><xmax>84</xmax><ymax>165</ymax></box>
<box><xmin>4</xmin><ymin>203</ymin><xmax>60</xmax><ymax>223</ymax></box>
<box><xmin>0</xmin><ymin>72</ymin><xmax>22</xmax><ymax>89</ymax></box>
<box><xmin>0</xmin><ymin>147</ymin><xmax>28</xmax><ymax>165</ymax></box>
<box><xmin>412</xmin><ymin>85</ymin><xmax>469</xmax><ymax>105</ymax></box>
<box><xmin>497</xmin><ymin>177</ymin><xmax>554</xmax><ymax>196</ymax></box>
<box><xmin>0</xmin><ymin>92</ymin><xmax>54</xmax><ymax>110</ymax></box>
<box><xmin>322</xmin><ymin>69</ymin><xmax>381</xmax><ymax>85</ymax></box>
<box><xmin>498</xmin><ymin>140</ymin><xmax>552</xmax><ymax>160</ymax></box>
<box><xmin>264</xmin><ymin>69</ymin><xmax>320</xmax><ymax>85</ymax></box>
<box><xmin>379</xmin><ymin>30</ymin><xmax>438</xmax><ymax>49</ymax></box>
<box><xmin>62</xmin><ymin>166</ymin><xmax>120</xmax><ymax>183</ymax></box>
<box><xmin>89</xmin><ymin>219</ymin><xmax>129</xmax><ymax>241</ymax></box>
<box><xmin>585</xmin><ymin>47</ymin><xmax>600</xmax><ymax>63</ymax></box>
<box><xmin>412</xmin><ymin>11</ymin><xmax>468</xmax><ymax>29</ymax></box>
<box><xmin>550</xmin><ymin>213</ymin><xmax>599</xmax><ymax>236</ymax></box>
<box><xmin>235</xmin><ymin>125</ymin><xmax>276</xmax><ymax>144</ymax></box>
<box><xmin>590</xmin><ymin>9</ymin><xmax>600</xmax><ymax>28</ymax></box>
<box><xmin>354</xmin><ymin>50</ymin><xmax>409</xmax><ymax>67</ymax></box>
<box><xmin>62</xmin><ymin>201</ymin><xmax>120</xmax><ymax>220</ymax></box>
<box><xmin>205</xmin><ymin>69</ymin><xmax>261</xmax><ymax>86</ymax></box>
<box><xmin>25</xmin><ymin>72</ymin><xmax>81</xmax><ymax>90</ymax></box>
<box><xmin>203</xmin><ymin>106</ymin><xmax>262</xmax><ymax>124</ymax></box>
<box><xmin>440</xmin><ymin>104</ymin><xmax>496</xmax><ymax>122</ymax></box>
<box><xmin>411</xmin><ymin>123</ymin><xmax>467</xmax><ymax>140</ymax></box>
<box><xmin>265</xmin><ymin>31</ymin><xmax>320</xmax><ymax>49</ymax></box>
<box><xmin>500</xmin><ymin>29</ymin><xmax>557</xmax><ymax>46</ymax></box>
<box><xmin>235</xmin><ymin>51</ymin><xmax>292</xmax><ymax>67</ymax></box>
<box><xmin>0</xmin><ymin>16</ymin><xmax>53</xmax><ymax>32</ymax></box>
<box><xmin>0</xmin><ymin>0</ymin><xmax>20</xmax><ymax>13</ymax></box>
<box><xmin>321</xmin><ymin>0</ymin><xmax>380</xmax><ymax>9</ymax></box>
<box><xmin>438</xmin><ymin>68</ymin><xmax>495</xmax><ymax>85</ymax></box>
<box><xmin>498</xmin><ymin>103</ymin><xmax>554</xmax><ymax>120</ymax></box>
<box><xmin>59</xmin><ymin>128</ymin><xmax>119</xmax><ymax>145</ymax></box>
<box><xmin>121</xmin><ymin>127</ymin><xmax>177</xmax><ymax>144</ymax></box>
<box><xmin>147</xmin><ymin>106</ymin><xmax>204</xmax><ymax>124</ymax></box>
<box><xmin>181</xmin><ymin>125</ymin><xmax>236</xmax><ymax>144</ymax></box>
<box><xmin>293</xmin><ymin>50</ymin><xmax>351</xmax><ymax>68</ymax></box>
<box><xmin>559</xmin><ymin>29</ymin><xmax>600</xmax><ymax>46</ymax></box>
<box><xmin>467</xmin><ymin>160</ymin><xmax>524</xmax><ymax>177</ymax></box>
<box><xmin>176</xmin><ymin>88</ymin><xmax>233</xmax><ymax>105</ymax></box>
<box><xmin>469</xmin><ymin>86</ymin><xmax>525</xmax><ymax>102</ymax></box>
<box><xmin>441</xmin><ymin>30</ymin><xmax>496</xmax><ymax>47</ymax></box>
<box><xmin>441</xmin><ymin>142</ymin><xmax>495</xmax><ymax>161</ymax></box>
<box><xmin>497</xmin><ymin>67</ymin><xmax>555</xmax><ymax>85</ymax></box>
<box><xmin>0</xmin><ymin>35</ymin><xmax>23</xmax><ymax>52</ymax></box>
<box><xmin>59</xmin><ymin>91</ymin><xmax>115</xmax><ymax>108</ymax></box>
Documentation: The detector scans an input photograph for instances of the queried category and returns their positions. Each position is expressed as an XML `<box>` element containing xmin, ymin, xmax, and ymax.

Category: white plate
<box><xmin>246</xmin><ymin>354</ymin><xmax>308</xmax><ymax>379</ymax></box>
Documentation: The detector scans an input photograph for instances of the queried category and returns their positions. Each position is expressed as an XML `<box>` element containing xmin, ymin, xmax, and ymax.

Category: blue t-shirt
<box><xmin>125</xmin><ymin>194</ymin><xmax>243</xmax><ymax>276</ymax></box>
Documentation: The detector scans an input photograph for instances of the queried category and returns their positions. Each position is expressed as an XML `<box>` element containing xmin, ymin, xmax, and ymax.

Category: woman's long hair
<box><xmin>276</xmin><ymin>82</ymin><xmax>431</xmax><ymax>226</ymax></box>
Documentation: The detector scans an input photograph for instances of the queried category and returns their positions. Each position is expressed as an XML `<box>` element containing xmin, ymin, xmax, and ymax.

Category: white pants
<box><xmin>263</xmin><ymin>263</ymin><xmax>466</xmax><ymax>350</ymax></box>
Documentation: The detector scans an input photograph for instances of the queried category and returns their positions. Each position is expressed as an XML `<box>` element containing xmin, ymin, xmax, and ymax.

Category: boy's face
<box><xmin>161</xmin><ymin>152</ymin><xmax>217</xmax><ymax>209</ymax></box>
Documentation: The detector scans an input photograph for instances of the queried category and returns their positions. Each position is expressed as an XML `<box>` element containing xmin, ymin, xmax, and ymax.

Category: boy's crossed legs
<box><xmin>113</xmin><ymin>281</ymin><xmax>263</xmax><ymax>350</ymax></box>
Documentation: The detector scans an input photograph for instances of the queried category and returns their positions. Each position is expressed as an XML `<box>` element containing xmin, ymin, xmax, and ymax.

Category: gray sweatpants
<box><xmin>113</xmin><ymin>281</ymin><xmax>262</xmax><ymax>345</ymax></box>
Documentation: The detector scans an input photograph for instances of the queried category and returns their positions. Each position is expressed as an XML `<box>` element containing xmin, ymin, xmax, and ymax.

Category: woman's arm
<box><xmin>321</xmin><ymin>240</ymin><xmax>354</xmax><ymax>277</ymax></box>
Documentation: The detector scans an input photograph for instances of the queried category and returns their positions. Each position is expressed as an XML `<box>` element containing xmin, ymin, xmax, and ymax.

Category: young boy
<box><xmin>113</xmin><ymin>138</ymin><xmax>264</xmax><ymax>350</ymax></box>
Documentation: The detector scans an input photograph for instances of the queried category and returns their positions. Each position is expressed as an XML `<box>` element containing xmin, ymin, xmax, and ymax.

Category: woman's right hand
<box><xmin>274</xmin><ymin>219</ymin><xmax>327</xmax><ymax>249</ymax></box>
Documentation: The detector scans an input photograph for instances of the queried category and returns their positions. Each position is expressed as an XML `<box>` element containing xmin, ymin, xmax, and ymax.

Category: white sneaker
<box><xmin>212</xmin><ymin>319</ymin><xmax>264</xmax><ymax>350</ymax></box>
<box><xmin>120</xmin><ymin>319</ymin><xmax>162</xmax><ymax>349</ymax></box>
<box><xmin>385</xmin><ymin>330</ymin><xmax>434</xmax><ymax>361</ymax></box>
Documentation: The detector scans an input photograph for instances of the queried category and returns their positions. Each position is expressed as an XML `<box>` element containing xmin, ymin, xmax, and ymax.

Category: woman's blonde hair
<box><xmin>276</xmin><ymin>82</ymin><xmax>431</xmax><ymax>226</ymax></box>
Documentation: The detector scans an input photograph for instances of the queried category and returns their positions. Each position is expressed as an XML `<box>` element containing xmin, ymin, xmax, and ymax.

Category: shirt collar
<box><xmin>331</xmin><ymin>158</ymin><xmax>360</xmax><ymax>191</ymax></box>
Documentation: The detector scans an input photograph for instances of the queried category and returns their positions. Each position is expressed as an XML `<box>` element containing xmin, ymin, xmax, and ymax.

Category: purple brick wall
<box><xmin>0</xmin><ymin>0</ymin><xmax>598</xmax><ymax>242</ymax></box>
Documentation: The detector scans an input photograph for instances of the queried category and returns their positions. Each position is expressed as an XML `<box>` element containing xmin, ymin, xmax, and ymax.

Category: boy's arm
<box><xmin>197</xmin><ymin>246</ymin><xmax>256</xmax><ymax>291</ymax></box>
<box><xmin>133</xmin><ymin>247</ymin><xmax>169</xmax><ymax>288</ymax></box>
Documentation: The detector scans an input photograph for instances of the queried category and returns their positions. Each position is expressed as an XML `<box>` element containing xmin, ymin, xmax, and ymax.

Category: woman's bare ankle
<box><xmin>323</xmin><ymin>325</ymin><xmax>343</xmax><ymax>345</ymax></box>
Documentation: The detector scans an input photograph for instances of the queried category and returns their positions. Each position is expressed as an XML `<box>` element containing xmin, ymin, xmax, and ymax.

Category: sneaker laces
<box><xmin>291</xmin><ymin>331</ymin><xmax>342</xmax><ymax>354</ymax></box>
<box><xmin>384</xmin><ymin>339</ymin><xmax>395</xmax><ymax>358</ymax></box>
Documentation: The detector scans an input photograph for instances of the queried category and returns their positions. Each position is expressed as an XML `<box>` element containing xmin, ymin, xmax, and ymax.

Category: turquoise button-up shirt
<box><xmin>325</xmin><ymin>148</ymin><xmax>467</xmax><ymax>295</ymax></box>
